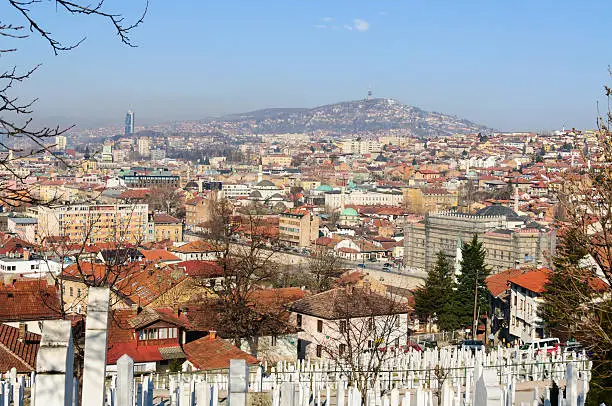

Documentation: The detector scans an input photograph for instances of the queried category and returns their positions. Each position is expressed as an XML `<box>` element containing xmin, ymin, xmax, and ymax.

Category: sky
<box><xmin>2</xmin><ymin>0</ymin><xmax>612</xmax><ymax>131</ymax></box>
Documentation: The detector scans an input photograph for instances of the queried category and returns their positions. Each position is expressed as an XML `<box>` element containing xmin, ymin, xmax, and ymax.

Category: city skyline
<box><xmin>3</xmin><ymin>0</ymin><xmax>612</xmax><ymax>131</ymax></box>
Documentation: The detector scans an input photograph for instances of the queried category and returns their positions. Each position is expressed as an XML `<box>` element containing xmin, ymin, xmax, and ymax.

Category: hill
<box><xmin>207</xmin><ymin>98</ymin><xmax>491</xmax><ymax>137</ymax></box>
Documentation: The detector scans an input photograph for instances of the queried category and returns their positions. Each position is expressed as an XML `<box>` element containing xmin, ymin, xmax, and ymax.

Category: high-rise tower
<box><xmin>125</xmin><ymin>110</ymin><xmax>135</xmax><ymax>137</ymax></box>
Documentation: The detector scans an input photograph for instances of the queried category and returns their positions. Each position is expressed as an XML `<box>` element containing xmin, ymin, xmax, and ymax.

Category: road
<box><xmin>229</xmin><ymin>243</ymin><xmax>426</xmax><ymax>291</ymax></box>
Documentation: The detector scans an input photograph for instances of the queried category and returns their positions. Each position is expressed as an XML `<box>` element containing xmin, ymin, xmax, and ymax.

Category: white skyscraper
<box><xmin>55</xmin><ymin>135</ymin><xmax>67</xmax><ymax>151</ymax></box>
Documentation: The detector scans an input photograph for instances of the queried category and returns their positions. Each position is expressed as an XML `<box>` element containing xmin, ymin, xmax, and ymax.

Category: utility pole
<box><xmin>472</xmin><ymin>265</ymin><xmax>479</xmax><ymax>339</ymax></box>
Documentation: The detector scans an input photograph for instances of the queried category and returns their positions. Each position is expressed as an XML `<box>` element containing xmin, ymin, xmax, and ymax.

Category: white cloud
<box><xmin>314</xmin><ymin>24</ymin><xmax>327</xmax><ymax>29</ymax></box>
<box><xmin>379</xmin><ymin>11</ymin><xmax>387</xmax><ymax>16</ymax></box>
<box><xmin>353</xmin><ymin>19</ymin><xmax>370</xmax><ymax>32</ymax></box>
<box><xmin>321</xmin><ymin>17</ymin><xmax>333</xmax><ymax>22</ymax></box>
<box><xmin>343</xmin><ymin>24</ymin><xmax>353</xmax><ymax>31</ymax></box>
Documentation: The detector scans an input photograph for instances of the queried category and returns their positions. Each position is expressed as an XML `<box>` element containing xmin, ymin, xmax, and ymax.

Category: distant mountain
<box><xmin>208</xmin><ymin>98</ymin><xmax>491</xmax><ymax>137</ymax></box>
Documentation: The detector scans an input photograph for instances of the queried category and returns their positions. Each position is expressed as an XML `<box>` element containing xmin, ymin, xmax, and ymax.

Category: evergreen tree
<box><xmin>453</xmin><ymin>234</ymin><xmax>490</xmax><ymax>333</ymax></box>
<box><xmin>414</xmin><ymin>251</ymin><xmax>455</xmax><ymax>329</ymax></box>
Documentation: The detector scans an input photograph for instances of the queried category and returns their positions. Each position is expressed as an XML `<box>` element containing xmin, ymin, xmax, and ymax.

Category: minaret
<box><xmin>514</xmin><ymin>186</ymin><xmax>519</xmax><ymax>213</ymax></box>
<box><xmin>454</xmin><ymin>235</ymin><xmax>463</xmax><ymax>282</ymax></box>
<box><xmin>257</xmin><ymin>162</ymin><xmax>263</xmax><ymax>183</ymax></box>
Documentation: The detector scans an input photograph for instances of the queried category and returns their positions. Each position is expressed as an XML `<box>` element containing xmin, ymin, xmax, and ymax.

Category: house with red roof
<box><xmin>507</xmin><ymin>267</ymin><xmax>552</xmax><ymax>342</ymax></box>
<box><xmin>106</xmin><ymin>307</ymin><xmax>193</xmax><ymax>373</ymax></box>
<box><xmin>182</xmin><ymin>333</ymin><xmax>259</xmax><ymax>372</ymax></box>
<box><xmin>0</xmin><ymin>323</ymin><xmax>41</xmax><ymax>373</ymax></box>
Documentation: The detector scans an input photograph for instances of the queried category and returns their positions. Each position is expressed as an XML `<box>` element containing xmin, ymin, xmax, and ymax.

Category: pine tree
<box><xmin>414</xmin><ymin>251</ymin><xmax>455</xmax><ymax>329</ymax></box>
<box><xmin>453</xmin><ymin>234</ymin><xmax>490</xmax><ymax>332</ymax></box>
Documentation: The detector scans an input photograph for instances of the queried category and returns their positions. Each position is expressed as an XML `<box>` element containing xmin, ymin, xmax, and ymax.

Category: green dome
<box><xmin>316</xmin><ymin>184</ymin><xmax>333</xmax><ymax>192</ymax></box>
<box><xmin>340</xmin><ymin>208</ymin><xmax>358</xmax><ymax>217</ymax></box>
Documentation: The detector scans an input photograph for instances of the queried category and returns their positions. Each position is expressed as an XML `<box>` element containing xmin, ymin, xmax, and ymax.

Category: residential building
<box><xmin>55</xmin><ymin>135</ymin><xmax>67</xmax><ymax>151</ymax></box>
<box><xmin>150</xmin><ymin>212</ymin><xmax>183</xmax><ymax>242</ymax></box>
<box><xmin>137</xmin><ymin>137</ymin><xmax>151</xmax><ymax>157</ymax></box>
<box><xmin>261</xmin><ymin>155</ymin><xmax>292</xmax><ymax>167</ymax></box>
<box><xmin>341</xmin><ymin>140</ymin><xmax>382</xmax><ymax>155</ymax></box>
<box><xmin>150</xmin><ymin>149</ymin><xmax>166</xmax><ymax>161</ymax></box>
<box><xmin>289</xmin><ymin>286</ymin><xmax>412</xmax><ymax>360</ymax></box>
<box><xmin>279</xmin><ymin>209</ymin><xmax>319</xmax><ymax>247</ymax></box>
<box><xmin>185</xmin><ymin>196</ymin><xmax>213</xmax><ymax>230</ymax></box>
<box><xmin>37</xmin><ymin>204</ymin><xmax>149</xmax><ymax>244</ymax></box>
<box><xmin>7</xmin><ymin>216</ymin><xmax>37</xmax><ymax>243</ymax></box>
<box><xmin>507</xmin><ymin>268</ymin><xmax>551</xmax><ymax>342</ymax></box>
<box><xmin>170</xmin><ymin>241</ymin><xmax>221</xmax><ymax>261</ymax></box>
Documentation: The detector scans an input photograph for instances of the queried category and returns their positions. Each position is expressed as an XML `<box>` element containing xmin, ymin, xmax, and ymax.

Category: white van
<box><xmin>520</xmin><ymin>338</ymin><xmax>561</xmax><ymax>355</ymax></box>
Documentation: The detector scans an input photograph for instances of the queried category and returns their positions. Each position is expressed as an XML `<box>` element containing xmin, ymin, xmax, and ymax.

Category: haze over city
<box><xmin>3</xmin><ymin>0</ymin><xmax>612</xmax><ymax>131</ymax></box>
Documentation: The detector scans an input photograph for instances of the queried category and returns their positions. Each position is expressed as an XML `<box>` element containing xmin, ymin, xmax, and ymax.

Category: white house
<box><xmin>0</xmin><ymin>254</ymin><xmax>62</xmax><ymax>277</ymax></box>
<box><xmin>289</xmin><ymin>286</ymin><xmax>412</xmax><ymax>360</ymax></box>
<box><xmin>507</xmin><ymin>268</ymin><xmax>550</xmax><ymax>342</ymax></box>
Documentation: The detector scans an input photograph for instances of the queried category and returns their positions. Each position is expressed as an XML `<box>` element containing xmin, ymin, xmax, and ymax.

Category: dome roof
<box><xmin>316</xmin><ymin>184</ymin><xmax>333</xmax><ymax>192</ymax></box>
<box><xmin>340</xmin><ymin>208</ymin><xmax>358</xmax><ymax>217</ymax></box>
<box><xmin>256</xmin><ymin>180</ymin><xmax>276</xmax><ymax>187</ymax></box>
<box><xmin>476</xmin><ymin>205</ymin><xmax>519</xmax><ymax>219</ymax></box>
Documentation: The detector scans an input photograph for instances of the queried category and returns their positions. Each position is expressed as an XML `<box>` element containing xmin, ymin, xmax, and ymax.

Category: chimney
<box><xmin>18</xmin><ymin>323</ymin><xmax>27</xmax><ymax>341</ymax></box>
<box><xmin>209</xmin><ymin>330</ymin><xmax>217</xmax><ymax>340</ymax></box>
<box><xmin>23</xmin><ymin>249</ymin><xmax>30</xmax><ymax>261</ymax></box>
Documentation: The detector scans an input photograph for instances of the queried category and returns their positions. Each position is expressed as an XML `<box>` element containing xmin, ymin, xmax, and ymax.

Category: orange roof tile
<box><xmin>183</xmin><ymin>336</ymin><xmax>258</xmax><ymax>370</ymax></box>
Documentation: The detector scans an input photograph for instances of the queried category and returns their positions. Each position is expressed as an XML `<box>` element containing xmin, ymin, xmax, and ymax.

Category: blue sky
<box><xmin>3</xmin><ymin>0</ymin><xmax>612</xmax><ymax>130</ymax></box>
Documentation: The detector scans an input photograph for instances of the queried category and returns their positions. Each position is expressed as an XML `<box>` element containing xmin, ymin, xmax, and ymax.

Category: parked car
<box><xmin>383</xmin><ymin>262</ymin><xmax>392</xmax><ymax>267</ymax></box>
<box><xmin>458</xmin><ymin>340</ymin><xmax>485</xmax><ymax>352</ymax></box>
<box><xmin>368</xmin><ymin>258</ymin><xmax>378</xmax><ymax>262</ymax></box>
<box><xmin>519</xmin><ymin>338</ymin><xmax>561</xmax><ymax>355</ymax></box>
<box><xmin>357</xmin><ymin>263</ymin><xmax>366</xmax><ymax>268</ymax></box>
<box><xmin>420</xmin><ymin>339</ymin><xmax>438</xmax><ymax>349</ymax></box>
<box><xmin>562</xmin><ymin>341</ymin><xmax>584</xmax><ymax>352</ymax></box>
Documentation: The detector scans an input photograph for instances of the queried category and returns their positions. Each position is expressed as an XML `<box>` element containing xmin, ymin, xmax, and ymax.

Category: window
<box><xmin>368</xmin><ymin>318</ymin><xmax>374</xmax><ymax>330</ymax></box>
<box><xmin>271</xmin><ymin>336</ymin><xmax>277</xmax><ymax>346</ymax></box>
<box><xmin>395</xmin><ymin>315</ymin><xmax>401</xmax><ymax>327</ymax></box>
<box><xmin>317</xmin><ymin>320</ymin><xmax>323</xmax><ymax>333</ymax></box>
<box><xmin>395</xmin><ymin>337</ymin><xmax>400</xmax><ymax>347</ymax></box>
<box><xmin>77</xmin><ymin>288</ymin><xmax>82</xmax><ymax>297</ymax></box>
<box><xmin>69</xmin><ymin>287</ymin><xmax>74</xmax><ymax>297</ymax></box>
<box><xmin>296</xmin><ymin>314</ymin><xmax>303</xmax><ymax>328</ymax></box>
<box><xmin>159</xmin><ymin>328</ymin><xmax>168</xmax><ymax>339</ymax></box>
<box><xmin>316</xmin><ymin>345</ymin><xmax>322</xmax><ymax>357</ymax></box>
<box><xmin>339</xmin><ymin>344</ymin><xmax>346</xmax><ymax>356</ymax></box>
<box><xmin>169</xmin><ymin>328</ymin><xmax>177</xmax><ymax>339</ymax></box>
<box><xmin>339</xmin><ymin>320</ymin><xmax>347</xmax><ymax>334</ymax></box>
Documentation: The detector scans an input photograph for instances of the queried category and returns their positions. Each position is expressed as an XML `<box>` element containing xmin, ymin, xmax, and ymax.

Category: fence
<box><xmin>0</xmin><ymin>287</ymin><xmax>598</xmax><ymax>406</ymax></box>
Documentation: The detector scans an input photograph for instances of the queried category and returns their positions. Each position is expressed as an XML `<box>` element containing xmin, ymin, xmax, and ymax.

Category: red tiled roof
<box><xmin>0</xmin><ymin>280</ymin><xmax>62</xmax><ymax>322</ymax></box>
<box><xmin>141</xmin><ymin>249</ymin><xmax>181</xmax><ymax>262</ymax></box>
<box><xmin>118</xmin><ymin>189</ymin><xmax>151</xmax><ymax>200</ymax></box>
<box><xmin>508</xmin><ymin>268</ymin><xmax>553</xmax><ymax>294</ymax></box>
<box><xmin>183</xmin><ymin>336</ymin><xmax>258</xmax><ymax>370</ymax></box>
<box><xmin>485</xmin><ymin>268</ymin><xmax>527</xmax><ymax>297</ymax></box>
<box><xmin>178</xmin><ymin>261</ymin><xmax>223</xmax><ymax>278</ymax></box>
<box><xmin>0</xmin><ymin>324</ymin><xmax>41</xmax><ymax>372</ymax></box>
<box><xmin>171</xmin><ymin>241</ymin><xmax>217</xmax><ymax>254</ymax></box>
<box><xmin>153</xmin><ymin>213</ymin><xmax>181</xmax><ymax>224</ymax></box>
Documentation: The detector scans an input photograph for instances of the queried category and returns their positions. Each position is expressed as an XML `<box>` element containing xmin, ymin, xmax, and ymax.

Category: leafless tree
<box><xmin>542</xmin><ymin>73</ymin><xmax>612</xmax><ymax>399</ymax></box>
<box><xmin>307</xmin><ymin>246</ymin><xmax>346</xmax><ymax>293</ymax></box>
<box><xmin>0</xmin><ymin>0</ymin><xmax>147</xmax><ymax>207</ymax></box>
<box><xmin>315</xmin><ymin>286</ymin><xmax>410</xmax><ymax>401</ymax></box>
<box><xmin>200</xmin><ymin>198</ymin><xmax>282</xmax><ymax>349</ymax></box>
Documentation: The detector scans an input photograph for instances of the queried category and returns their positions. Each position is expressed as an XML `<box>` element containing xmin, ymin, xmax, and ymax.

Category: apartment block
<box><xmin>37</xmin><ymin>204</ymin><xmax>148</xmax><ymax>244</ymax></box>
